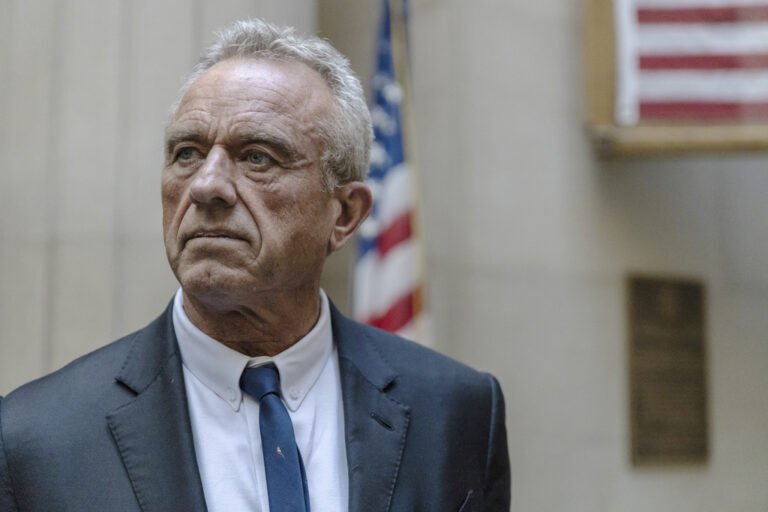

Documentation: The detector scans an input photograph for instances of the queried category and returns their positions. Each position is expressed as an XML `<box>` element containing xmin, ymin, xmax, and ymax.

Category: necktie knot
<box><xmin>240</xmin><ymin>365</ymin><xmax>281</xmax><ymax>402</ymax></box>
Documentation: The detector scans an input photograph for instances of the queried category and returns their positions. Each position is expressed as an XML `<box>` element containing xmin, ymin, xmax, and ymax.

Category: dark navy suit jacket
<box><xmin>0</xmin><ymin>301</ymin><xmax>510</xmax><ymax>511</ymax></box>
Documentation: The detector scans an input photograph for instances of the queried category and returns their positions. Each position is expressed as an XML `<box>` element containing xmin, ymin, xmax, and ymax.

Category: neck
<box><xmin>181</xmin><ymin>287</ymin><xmax>322</xmax><ymax>357</ymax></box>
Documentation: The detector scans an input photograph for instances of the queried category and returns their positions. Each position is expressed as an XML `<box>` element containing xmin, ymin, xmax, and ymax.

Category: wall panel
<box><xmin>0</xmin><ymin>0</ymin><xmax>59</xmax><ymax>391</ymax></box>
<box><xmin>55</xmin><ymin>0</ymin><xmax>121</xmax><ymax>239</ymax></box>
<box><xmin>48</xmin><ymin>0</ymin><xmax>122</xmax><ymax>369</ymax></box>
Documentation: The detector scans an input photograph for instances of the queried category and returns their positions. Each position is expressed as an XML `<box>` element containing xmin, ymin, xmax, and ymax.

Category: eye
<box><xmin>245</xmin><ymin>150</ymin><xmax>273</xmax><ymax>169</ymax></box>
<box><xmin>176</xmin><ymin>146</ymin><xmax>201</xmax><ymax>162</ymax></box>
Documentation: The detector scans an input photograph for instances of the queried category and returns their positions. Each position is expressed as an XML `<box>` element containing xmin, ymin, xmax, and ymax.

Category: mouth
<box><xmin>184</xmin><ymin>229</ymin><xmax>248</xmax><ymax>244</ymax></box>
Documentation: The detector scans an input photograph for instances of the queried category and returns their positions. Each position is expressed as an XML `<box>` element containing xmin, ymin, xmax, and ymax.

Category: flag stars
<box><xmin>370</xmin><ymin>142</ymin><xmax>389</xmax><ymax>167</ymax></box>
<box><xmin>359</xmin><ymin>215</ymin><xmax>381</xmax><ymax>239</ymax></box>
<box><xmin>373</xmin><ymin>73</ymin><xmax>390</xmax><ymax>90</ymax></box>
<box><xmin>382</xmin><ymin>81</ymin><xmax>403</xmax><ymax>105</ymax></box>
<box><xmin>371</xmin><ymin>106</ymin><xmax>398</xmax><ymax>136</ymax></box>
<box><xmin>373</xmin><ymin>75</ymin><xmax>403</xmax><ymax>105</ymax></box>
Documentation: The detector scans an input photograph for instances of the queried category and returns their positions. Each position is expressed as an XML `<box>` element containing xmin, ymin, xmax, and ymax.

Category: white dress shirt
<box><xmin>173</xmin><ymin>288</ymin><xmax>348</xmax><ymax>512</ymax></box>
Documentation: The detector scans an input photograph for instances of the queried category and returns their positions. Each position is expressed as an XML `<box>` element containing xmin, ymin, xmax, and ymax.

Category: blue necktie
<box><xmin>240</xmin><ymin>365</ymin><xmax>310</xmax><ymax>512</ymax></box>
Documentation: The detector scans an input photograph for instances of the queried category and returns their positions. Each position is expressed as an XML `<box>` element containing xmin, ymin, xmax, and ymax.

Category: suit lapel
<box><xmin>107</xmin><ymin>304</ymin><xmax>207</xmax><ymax>512</ymax></box>
<box><xmin>333</xmin><ymin>305</ymin><xmax>411</xmax><ymax>512</ymax></box>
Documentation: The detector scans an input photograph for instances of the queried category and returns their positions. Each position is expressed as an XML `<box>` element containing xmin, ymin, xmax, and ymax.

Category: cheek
<box><xmin>254</xmin><ymin>189</ymin><xmax>332</xmax><ymax>249</ymax></box>
<box><xmin>290</xmin><ymin>197</ymin><xmax>336</xmax><ymax>252</ymax></box>
<box><xmin>161</xmin><ymin>173</ymin><xmax>187</xmax><ymax>230</ymax></box>
<box><xmin>237</xmin><ymin>172</ymin><xmax>334</xmax><ymax>246</ymax></box>
<box><xmin>282</xmin><ymin>186</ymin><xmax>333</xmax><ymax>228</ymax></box>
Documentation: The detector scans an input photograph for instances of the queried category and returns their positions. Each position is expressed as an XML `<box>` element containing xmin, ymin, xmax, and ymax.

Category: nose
<box><xmin>188</xmin><ymin>147</ymin><xmax>237</xmax><ymax>207</ymax></box>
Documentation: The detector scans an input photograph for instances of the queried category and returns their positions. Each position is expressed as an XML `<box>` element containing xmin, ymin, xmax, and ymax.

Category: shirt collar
<box><xmin>173</xmin><ymin>288</ymin><xmax>333</xmax><ymax>412</ymax></box>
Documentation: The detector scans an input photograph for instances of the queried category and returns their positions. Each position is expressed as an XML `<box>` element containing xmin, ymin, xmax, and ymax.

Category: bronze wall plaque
<box><xmin>628</xmin><ymin>275</ymin><xmax>709</xmax><ymax>465</ymax></box>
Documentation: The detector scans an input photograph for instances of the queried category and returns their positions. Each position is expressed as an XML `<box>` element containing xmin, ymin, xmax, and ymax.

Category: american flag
<box><xmin>353</xmin><ymin>0</ymin><xmax>429</xmax><ymax>343</ymax></box>
<box><xmin>614</xmin><ymin>0</ymin><xmax>768</xmax><ymax>125</ymax></box>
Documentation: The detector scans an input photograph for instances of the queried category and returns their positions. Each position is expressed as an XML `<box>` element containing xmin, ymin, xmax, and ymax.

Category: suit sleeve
<box><xmin>0</xmin><ymin>397</ymin><xmax>21</xmax><ymax>512</ymax></box>
<box><xmin>482</xmin><ymin>375</ymin><xmax>511</xmax><ymax>511</ymax></box>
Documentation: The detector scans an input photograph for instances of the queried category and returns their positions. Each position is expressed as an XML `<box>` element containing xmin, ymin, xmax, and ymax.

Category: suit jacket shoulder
<box><xmin>0</xmin><ymin>328</ymin><xmax>142</xmax><ymax>511</ymax></box>
<box><xmin>0</xmin><ymin>303</ymin><xmax>171</xmax><ymax>448</ymax></box>
<box><xmin>333</xmin><ymin>304</ymin><xmax>500</xmax><ymax>407</ymax></box>
<box><xmin>331</xmin><ymin>306</ymin><xmax>510</xmax><ymax>511</ymax></box>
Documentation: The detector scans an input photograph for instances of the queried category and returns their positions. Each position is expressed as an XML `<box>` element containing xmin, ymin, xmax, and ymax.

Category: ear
<box><xmin>328</xmin><ymin>181</ymin><xmax>373</xmax><ymax>254</ymax></box>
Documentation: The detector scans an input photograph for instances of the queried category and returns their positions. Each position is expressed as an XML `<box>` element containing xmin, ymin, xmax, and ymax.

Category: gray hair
<box><xmin>170</xmin><ymin>18</ymin><xmax>372</xmax><ymax>189</ymax></box>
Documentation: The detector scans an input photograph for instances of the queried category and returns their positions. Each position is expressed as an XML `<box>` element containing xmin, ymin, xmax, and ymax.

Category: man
<box><xmin>0</xmin><ymin>18</ymin><xmax>509</xmax><ymax>512</ymax></box>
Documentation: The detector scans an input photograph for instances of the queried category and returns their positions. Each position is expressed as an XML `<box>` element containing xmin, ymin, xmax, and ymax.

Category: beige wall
<box><xmin>318</xmin><ymin>0</ymin><xmax>768</xmax><ymax>511</ymax></box>
<box><xmin>0</xmin><ymin>0</ymin><xmax>316</xmax><ymax>391</ymax></box>
<box><xmin>2</xmin><ymin>0</ymin><xmax>768</xmax><ymax>510</ymax></box>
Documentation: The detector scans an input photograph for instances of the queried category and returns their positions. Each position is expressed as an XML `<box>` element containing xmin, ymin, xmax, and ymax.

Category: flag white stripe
<box><xmin>353</xmin><ymin>240</ymin><xmax>416</xmax><ymax>320</ymax></box>
<box><xmin>360</xmin><ymin>163</ymin><xmax>411</xmax><ymax>241</ymax></box>
<box><xmin>615</xmin><ymin>0</ymin><xmax>641</xmax><ymax>125</ymax></box>
<box><xmin>374</xmin><ymin>163</ymin><xmax>410</xmax><ymax>228</ymax></box>
<box><xmin>638</xmin><ymin>70</ymin><xmax>768</xmax><ymax>101</ymax></box>
<box><xmin>637</xmin><ymin>24</ymin><xmax>768</xmax><ymax>55</ymax></box>
<box><xmin>636</xmin><ymin>0</ymin><xmax>768</xmax><ymax>7</ymax></box>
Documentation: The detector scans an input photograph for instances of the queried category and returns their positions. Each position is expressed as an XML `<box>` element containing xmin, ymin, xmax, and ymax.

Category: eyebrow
<box><xmin>164</xmin><ymin>128</ymin><xmax>207</xmax><ymax>156</ymax></box>
<box><xmin>229</xmin><ymin>125</ymin><xmax>307</xmax><ymax>162</ymax></box>
<box><xmin>164</xmin><ymin>127</ymin><xmax>305</xmax><ymax>163</ymax></box>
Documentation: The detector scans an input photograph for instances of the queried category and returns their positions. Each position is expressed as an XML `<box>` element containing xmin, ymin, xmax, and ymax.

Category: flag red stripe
<box><xmin>366</xmin><ymin>290</ymin><xmax>414</xmax><ymax>332</ymax></box>
<box><xmin>640</xmin><ymin>101</ymin><xmax>768</xmax><ymax>120</ymax></box>
<box><xmin>637</xmin><ymin>6</ymin><xmax>768</xmax><ymax>23</ymax></box>
<box><xmin>377</xmin><ymin>211</ymin><xmax>411</xmax><ymax>257</ymax></box>
<box><xmin>640</xmin><ymin>54</ymin><xmax>768</xmax><ymax>70</ymax></box>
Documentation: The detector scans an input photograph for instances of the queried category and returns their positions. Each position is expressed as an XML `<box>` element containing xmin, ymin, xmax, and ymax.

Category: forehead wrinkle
<box><xmin>168</xmin><ymin>108</ymin><xmax>217</xmax><ymax>136</ymax></box>
<box><xmin>189</xmin><ymin>72</ymin><xmax>300</xmax><ymax>117</ymax></box>
<box><xmin>227</xmin><ymin>68</ymin><xmax>329</xmax><ymax>124</ymax></box>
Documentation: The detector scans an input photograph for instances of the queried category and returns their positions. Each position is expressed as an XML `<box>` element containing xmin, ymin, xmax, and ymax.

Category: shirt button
<box><xmin>227</xmin><ymin>388</ymin><xmax>237</xmax><ymax>402</ymax></box>
<box><xmin>289</xmin><ymin>387</ymin><xmax>299</xmax><ymax>400</ymax></box>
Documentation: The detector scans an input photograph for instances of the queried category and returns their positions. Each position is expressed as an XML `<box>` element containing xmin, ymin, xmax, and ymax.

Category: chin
<box><xmin>176</xmin><ymin>263</ymin><xmax>252</xmax><ymax>302</ymax></box>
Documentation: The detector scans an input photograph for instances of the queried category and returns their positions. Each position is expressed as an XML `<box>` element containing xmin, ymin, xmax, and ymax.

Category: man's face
<box><xmin>162</xmin><ymin>58</ymin><xmax>340</xmax><ymax>305</ymax></box>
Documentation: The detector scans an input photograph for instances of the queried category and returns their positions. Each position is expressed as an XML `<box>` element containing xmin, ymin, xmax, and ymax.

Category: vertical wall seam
<box><xmin>41</xmin><ymin>0</ymin><xmax>66</xmax><ymax>372</ymax></box>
